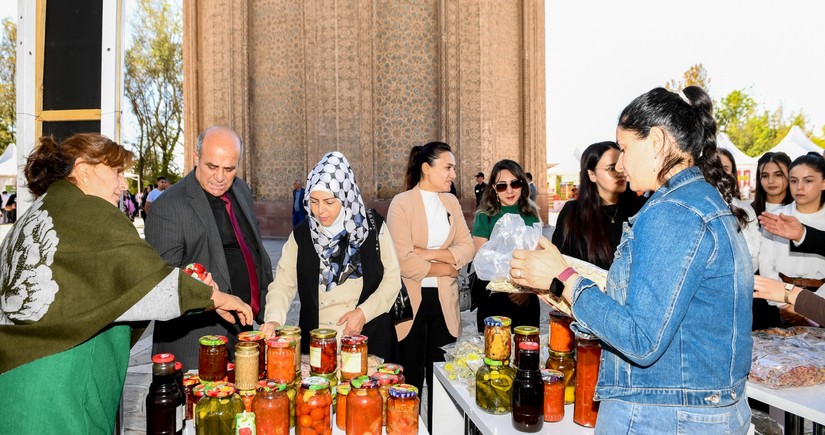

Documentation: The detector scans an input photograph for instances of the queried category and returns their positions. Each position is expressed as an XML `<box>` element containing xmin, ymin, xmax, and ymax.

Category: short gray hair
<box><xmin>196</xmin><ymin>126</ymin><xmax>244</xmax><ymax>158</ymax></box>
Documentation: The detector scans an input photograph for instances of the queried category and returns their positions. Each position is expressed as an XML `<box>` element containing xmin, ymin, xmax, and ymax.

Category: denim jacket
<box><xmin>570</xmin><ymin>167</ymin><xmax>753</xmax><ymax>407</ymax></box>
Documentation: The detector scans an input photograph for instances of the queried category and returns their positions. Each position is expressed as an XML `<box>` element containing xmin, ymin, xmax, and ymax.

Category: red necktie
<box><xmin>220</xmin><ymin>194</ymin><xmax>259</xmax><ymax>316</ymax></box>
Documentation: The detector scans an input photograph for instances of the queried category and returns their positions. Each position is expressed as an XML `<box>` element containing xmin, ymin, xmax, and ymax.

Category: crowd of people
<box><xmin>1</xmin><ymin>84</ymin><xmax>824</xmax><ymax>433</ymax></box>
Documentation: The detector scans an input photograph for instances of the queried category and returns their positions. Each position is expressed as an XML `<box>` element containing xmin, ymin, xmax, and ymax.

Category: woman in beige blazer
<box><xmin>387</xmin><ymin>142</ymin><xmax>474</xmax><ymax>428</ymax></box>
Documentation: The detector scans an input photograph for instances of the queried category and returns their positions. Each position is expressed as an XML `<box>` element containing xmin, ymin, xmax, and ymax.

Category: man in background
<box><xmin>474</xmin><ymin>172</ymin><xmax>486</xmax><ymax>207</ymax></box>
<box><xmin>292</xmin><ymin>179</ymin><xmax>307</xmax><ymax>227</ymax></box>
<box><xmin>144</xmin><ymin>176</ymin><xmax>170</xmax><ymax>214</ymax></box>
<box><xmin>526</xmin><ymin>172</ymin><xmax>537</xmax><ymax>202</ymax></box>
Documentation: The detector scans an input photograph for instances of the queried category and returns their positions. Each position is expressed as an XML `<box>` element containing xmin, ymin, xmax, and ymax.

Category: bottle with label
<box><xmin>512</xmin><ymin>341</ymin><xmax>544</xmax><ymax>432</ymax></box>
<box><xmin>340</xmin><ymin>334</ymin><xmax>368</xmax><ymax>381</ymax></box>
<box><xmin>146</xmin><ymin>353</ymin><xmax>184</xmax><ymax>435</ymax></box>
<box><xmin>309</xmin><ymin>328</ymin><xmax>337</xmax><ymax>374</ymax></box>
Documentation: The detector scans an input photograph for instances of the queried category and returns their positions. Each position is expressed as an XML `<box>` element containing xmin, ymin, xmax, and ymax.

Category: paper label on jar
<box><xmin>175</xmin><ymin>404</ymin><xmax>183</xmax><ymax>431</ymax></box>
<box><xmin>309</xmin><ymin>346</ymin><xmax>322</xmax><ymax>369</ymax></box>
<box><xmin>340</xmin><ymin>351</ymin><xmax>361</xmax><ymax>373</ymax></box>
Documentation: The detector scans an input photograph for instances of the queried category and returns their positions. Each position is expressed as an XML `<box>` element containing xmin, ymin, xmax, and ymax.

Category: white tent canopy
<box><xmin>717</xmin><ymin>133</ymin><xmax>756</xmax><ymax>165</ymax></box>
<box><xmin>547</xmin><ymin>160</ymin><xmax>580</xmax><ymax>175</ymax></box>
<box><xmin>768</xmin><ymin>126</ymin><xmax>823</xmax><ymax>159</ymax></box>
<box><xmin>0</xmin><ymin>144</ymin><xmax>16</xmax><ymax>177</ymax></box>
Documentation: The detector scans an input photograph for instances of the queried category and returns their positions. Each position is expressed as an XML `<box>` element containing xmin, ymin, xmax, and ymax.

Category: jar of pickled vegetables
<box><xmin>340</xmin><ymin>335</ymin><xmax>368</xmax><ymax>381</ymax></box>
<box><xmin>513</xmin><ymin>325</ymin><xmax>540</xmax><ymax>367</ymax></box>
<box><xmin>198</xmin><ymin>335</ymin><xmax>228</xmax><ymax>382</ymax></box>
<box><xmin>545</xmin><ymin>348</ymin><xmax>576</xmax><ymax>404</ymax></box>
<box><xmin>541</xmin><ymin>369</ymin><xmax>565</xmax><ymax>422</ymax></box>
<box><xmin>370</xmin><ymin>372</ymin><xmax>400</xmax><ymax>425</ymax></box>
<box><xmin>183</xmin><ymin>372</ymin><xmax>200</xmax><ymax>421</ymax></box>
<box><xmin>194</xmin><ymin>382</ymin><xmax>244</xmax><ymax>435</ymax></box>
<box><xmin>266</xmin><ymin>337</ymin><xmax>297</xmax><ymax>384</ymax></box>
<box><xmin>347</xmin><ymin>376</ymin><xmax>383</xmax><ymax>435</ymax></box>
<box><xmin>238</xmin><ymin>389</ymin><xmax>256</xmax><ymax>412</ymax></box>
<box><xmin>310</xmin><ymin>371</ymin><xmax>338</xmax><ymax>407</ymax></box>
<box><xmin>252</xmin><ymin>380</ymin><xmax>290</xmax><ymax>435</ymax></box>
<box><xmin>484</xmin><ymin>316</ymin><xmax>512</xmax><ymax>361</ymax></box>
<box><xmin>296</xmin><ymin>376</ymin><xmax>332</xmax><ymax>435</ymax></box>
<box><xmin>309</xmin><ymin>328</ymin><xmax>337</xmax><ymax>374</ymax></box>
<box><xmin>284</xmin><ymin>381</ymin><xmax>298</xmax><ymax>428</ymax></box>
<box><xmin>238</xmin><ymin>330</ymin><xmax>267</xmax><ymax>379</ymax></box>
<box><xmin>549</xmin><ymin>309</ymin><xmax>575</xmax><ymax>352</ymax></box>
<box><xmin>475</xmin><ymin>357</ymin><xmax>515</xmax><ymax>414</ymax></box>
<box><xmin>574</xmin><ymin>332</ymin><xmax>601</xmax><ymax>428</ymax></box>
<box><xmin>377</xmin><ymin>363</ymin><xmax>405</xmax><ymax>384</ymax></box>
<box><xmin>235</xmin><ymin>341</ymin><xmax>259</xmax><ymax>391</ymax></box>
<box><xmin>387</xmin><ymin>384</ymin><xmax>419</xmax><ymax>435</ymax></box>
<box><xmin>334</xmin><ymin>382</ymin><xmax>350</xmax><ymax>431</ymax></box>
<box><xmin>275</xmin><ymin>325</ymin><xmax>302</xmax><ymax>378</ymax></box>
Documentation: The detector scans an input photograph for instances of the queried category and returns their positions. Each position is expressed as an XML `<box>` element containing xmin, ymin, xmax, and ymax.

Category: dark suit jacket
<box><xmin>792</xmin><ymin>225</ymin><xmax>825</xmax><ymax>257</ymax></box>
<box><xmin>145</xmin><ymin>170</ymin><xmax>273</xmax><ymax>369</ymax></box>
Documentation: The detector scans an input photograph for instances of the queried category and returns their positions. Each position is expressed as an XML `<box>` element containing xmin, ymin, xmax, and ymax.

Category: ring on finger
<box><xmin>515</xmin><ymin>269</ymin><xmax>522</xmax><ymax>278</ymax></box>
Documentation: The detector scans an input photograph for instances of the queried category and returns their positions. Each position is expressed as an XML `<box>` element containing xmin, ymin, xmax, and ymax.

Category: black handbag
<box><xmin>366</xmin><ymin>210</ymin><xmax>414</xmax><ymax>324</ymax></box>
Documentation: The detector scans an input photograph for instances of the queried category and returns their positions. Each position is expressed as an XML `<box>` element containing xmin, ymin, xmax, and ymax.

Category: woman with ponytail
<box><xmin>511</xmin><ymin>87</ymin><xmax>753</xmax><ymax>433</ymax></box>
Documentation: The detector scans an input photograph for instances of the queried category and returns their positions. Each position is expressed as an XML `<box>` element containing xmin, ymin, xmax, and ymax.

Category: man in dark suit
<box><xmin>759</xmin><ymin>211</ymin><xmax>825</xmax><ymax>257</ymax></box>
<box><xmin>145</xmin><ymin>126</ymin><xmax>273</xmax><ymax>369</ymax></box>
<box><xmin>292</xmin><ymin>179</ymin><xmax>307</xmax><ymax>227</ymax></box>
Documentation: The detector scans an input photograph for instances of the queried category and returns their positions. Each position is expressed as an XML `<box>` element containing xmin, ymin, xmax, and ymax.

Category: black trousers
<box><xmin>398</xmin><ymin>287</ymin><xmax>456</xmax><ymax>429</ymax></box>
<box><xmin>475</xmin><ymin>281</ymin><xmax>541</xmax><ymax>333</ymax></box>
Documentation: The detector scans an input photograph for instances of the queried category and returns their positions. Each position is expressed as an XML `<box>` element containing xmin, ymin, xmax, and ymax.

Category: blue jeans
<box><xmin>595</xmin><ymin>397</ymin><xmax>751</xmax><ymax>435</ymax></box>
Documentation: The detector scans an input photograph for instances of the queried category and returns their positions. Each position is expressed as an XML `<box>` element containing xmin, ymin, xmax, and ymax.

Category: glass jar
<box><xmin>549</xmin><ymin>310</ymin><xmax>575</xmax><ymax>352</ymax></box>
<box><xmin>238</xmin><ymin>330</ymin><xmax>267</xmax><ymax>379</ymax></box>
<box><xmin>238</xmin><ymin>389</ymin><xmax>256</xmax><ymax>413</ymax></box>
<box><xmin>198</xmin><ymin>335</ymin><xmax>228</xmax><ymax>382</ymax></box>
<box><xmin>513</xmin><ymin>325</ymin><xmax>540</xmax><ymax>367</ymax></box>
<box><xmin>194</xmin><ymin>382</ymin><xmax>244</xmax><ymax>435</ymax></box>
<box><xmin>387</xmin><ymin>384</ymin><xmax>419</xmax><ymax>435</ymax></box>
<box><xmin>266</xmin><ymin>337</ymin><xmax>297</xmax><ymax>384</ymax></box>
<box><xmin>275</xmin><ymin>325</ymin><xmax>302</xmax><ymax>378</ymax></box>
<box><xmin>512</xmin><ymin>342</ymin><xmax>544</xmax><ymax>433</ymax></box>
<box><xmin>545</xmin><ymin>349</ymin><xmax>576</xmax><ymax>404</ymax></box>
<box><xmin>334</xmin><ymin>382</ymin><xmax>350</xmax><ymax>431</ymax></box>
<box><xmin>340</xmin><ymin>335</ymin><xmax>369</xmax><ymax>381</ymax></box>
<box><xmin>235</xmin><ymin>341</ymin><xmax>260</xmax><ymax>391</ymax></box>
<box><xmin>226</xmin><ymin>363</ymin><xmax>235</xmax><ymax>384</ymax></box>
<box><xmin>182</xmin><ymin>371</ymin><xmax>200</xmax><ymax>421</ymax></box>
<box><xmin>484</xmin><ymin>316</ymin><xmax>512</xmax><ymax>361</ymax></box>
<box><xmin>310</xmin><ymin>371</ymin><xmax>338</xmax><ymax>410</ymax></box>
<box><xmin>284</xmin><ymin>380</ymin><xmax>298</xmax><ymax>428</ymax></box>
<box><xmin>475</xmin><ymin>357</ymin><xmax>515</xmax><ymax>414</ymax></box>
<box><xmin>347</xmin><ymin>376</ymin><xmax>383</xmax><ymax>435</ymax></box>
<box><xmin>377</xmin><ymin>363</ymin><xmax>406</xmax><ymax>384</ymax></box>
<box><xmin>309</xmin><ymin>328</ymin><xmax>337</xmax><ymax>374</ymax></box>
<box><xmin>370</xmin><ymin>372</ymin><xmax>400</xmax><ymax>425</ymax></box>
<box><xmin>252</xmin><ymin>380</ymin><xmax>290</xmax><ymax>435</ymax></box>
<box><xmin>541</xmin><ymin>369</ymin><xmax>565</xmax><ymax>422</ymax></box>
<box><xmin>574</xmin><ymin>332</ymin><xmax>601</xmax><ymax>428</ymax></box>
<box><xmin>191</xmin><ymin>383</ymin><xmax>206</xmax><ymax>420</ymax></box>
<box><xmin>295</xmin><ymin>376</ymin><xmax>332</xmax><ymax>435</ymax></box>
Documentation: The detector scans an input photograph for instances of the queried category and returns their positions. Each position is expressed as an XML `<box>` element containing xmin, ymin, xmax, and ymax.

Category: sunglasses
<box><xmin>494</xmin><ymin>179</ymin><xmax>524</xmax><ymax>192</ymax></box>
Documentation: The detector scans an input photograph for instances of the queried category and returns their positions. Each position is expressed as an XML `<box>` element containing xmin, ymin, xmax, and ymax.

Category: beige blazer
<box><xmin>387</xmin><ymin>185</ymin><xmax>474</xmax><ymax>340</ymax></box>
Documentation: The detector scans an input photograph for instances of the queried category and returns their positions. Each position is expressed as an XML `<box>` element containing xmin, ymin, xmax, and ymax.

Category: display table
<box><xmin>184</xmin><ymin>415</ymin><xmax>428</xmax><ymax>434</ymax></box>
<box><xmin>747</xmin><ymin>381</ymin><xmax>825</xmax><ymax>435</ymax></box>
<box><xmin>432</xmin><ymin>362</ymin><xmax>593</xmax><ymax>435</ymax></box>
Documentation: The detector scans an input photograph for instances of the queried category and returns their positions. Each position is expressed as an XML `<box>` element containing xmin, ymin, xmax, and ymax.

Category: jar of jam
<box><xmin>574</xmin><ymin>332</ymin><xmax>601</xmax><ymax>428</ymax></box>
<box><xmin>296</xmin><ymin>376</ymin><xmax>332</xmax><ymax>435</ymax></box>
<box><xmin>198</xmin><ymin>335</ymin><xmax>228</xmax><ymax>382</ymax></box>
<box><xmin>387</xmin><ymin>384</ymin><xmax>419</xmax><ymax>435</ymax></box>
<box><xmin>377</xmin><ymin>363</ymin><xmax>405</xmax><ymax>384</ymax></box>
<box><xmin>309</xmin><ymin>328</ymin><xmax>337</xmax><ymax>374</ymax></box>
<box><xmin>194</xmin><ymin>382</ymin><xmax>244</xmax><ymax>435</ymax></box>
<box><xmin>334</xmin><ymin>382</ymin><xmax>350</xmax><ymax>431</ymax></box>
<box><xmin>174</xmin><ymin>361</ymin><xmax>184</xmax><ymax>397</ymax></box>
<box><xmin>549</xmin><ymin>309</ymin><xmax>575</xmax><ymax>352</ymax></box>
<box><xmin>513</xmin><ymin>325</ymin><xmax>540</xmax><ymax>367</ymax></box>
<box><xmin>340</xmin><ymin>335</ymin><xmax>368</xmax><ymax>381</ymax></box>
<box><xmin>266</xmin><ymin>337</ymin><xmax>297</xmax><ymax>384</ymax></box>
<box><xmin>252</xmin><ymin>380</ymin><xmax>290</xmax><ymax>435</ymax></box>
<box><xmin>484</xmin><ymin>316</ymin><xmax>512</xmax><ymax>361</ymax></box>
<box><xmin>238</xmin><ymin>389</ymin><xmax>256</xmax><ymax>413</ymax></box>
<box><xmin>275</xmin><ymin>325</ymin><xmax>302</xmax><ymax>378</ymax></box>
<box><xmin>226</xmin><ymin>363</ymin><xmax>235</xmax><ymax>384</ymax></box>
<box><xmin>235</xmin><ymin>341</ymin><xmax>259</xmax><ymax>391</ymax></box>
<box><xmin>475</xmin><ymin>358</ymin><xmax>515</xmax><ymax>414</ymax></box>
<box><xmin>541</xmin><ymin>369</ymin><xmax>565</xmax><ymax>422</ymax></box>
<box><xmin>238</xmin><ymin>330</ymin><xmax>267</xmax><ymax>379</ymax></box>
<box><xmin>545</xmin><ymin>348</ymin><xmax>575</xmax><ymax>404</ymax></box>
<box><xmin>182</xmin><ymin>371</ymin><xmax>200</xmax><ymax>421</ymax></box>
<box><xmin>347</xmin><ymin>376</ymin><xmax>383</xmax><ymax>435</ymax></box>
<box><xmin>370</xmin><ymin>372</ymin><xmax>400</xmax><ymax>425</ymax></box>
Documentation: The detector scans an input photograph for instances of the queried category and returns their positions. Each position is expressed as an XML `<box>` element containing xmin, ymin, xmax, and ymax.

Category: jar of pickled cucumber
<box><xmin>475</xmin><ymin>357</ymin><xmax>515</xmax><ymax>414</ymax></box>
<box><xmin>194</xmin><ymin>382</ymin><xmax>244</xmax><ymax>435</ymax></box>
<box><xmin>545</xmin><ymin>349</ymin><xmax>576</xmax><ymax>404</ymax></box>
<box><xmin>484</xmin><ymin>316</ymin><xmax>512</xmax><ymax>361</ymax></box>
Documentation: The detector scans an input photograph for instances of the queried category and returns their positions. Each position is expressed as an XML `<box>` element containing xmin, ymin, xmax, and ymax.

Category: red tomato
<box><xmin>307</xmin><ymin>395</ymin><xmax>323</xmax><ymax>408</ymax></box>
<box><xmin>310</xmin><ymin>407</ymin><xmax>324</xmax><ymax>421</ymax></box>
<box><xmin>299</xmin><ymin>415</ymin><xmax>312</xmax><ymax>427</ymax></box>
<box><xmin>312</xmin><ymin>422</ymin><xmax>326</xmax><ymax>434</ymax></box>
<box><xmin>183</xmin><ymin>263</ymin><xmax>208</xmax><ymax>281</ymax></box>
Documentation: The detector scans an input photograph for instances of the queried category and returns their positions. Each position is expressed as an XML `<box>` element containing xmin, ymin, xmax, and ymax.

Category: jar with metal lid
<box><xmin>334</xmin><ymin>382</ymin><xmax>350</xmax><ymax>431</ymax></box>
<box><xmin>252</xmin><ymin>379</ymin><xmax>289</xmax><ymax>435</ymax></box>
<box><xmin>266</xmin><ymin>337</ymin><xmax>297</xmax><ymax>384</ymax></box>
<box><xmin>191</xmin><ymin>383</ymin><xmax>206</xmax><ymax>418</ymax></box>
<box><xmin>283</xmin><ymin>380</ymin><xmax>298</xmax><ymax>428</ymax></box>
<box><xmin>238</xmin><ymin>389</ymin><xmax>256</xmax><ymax>413</ymax></box>
<box><xmin>387</xmin><ymin>384</ymin><xmax>419</xmax><ymax>435</ymax></box>
<box><xmin>226</xmin><ymin>363</ymin><xmax>235</xmax><ymax>384</ymax></box>
<box><xmin>545</xmin><ymin>348</ymin><xmax>576</xmax><ymax>404</ymax></box>
<box><xmin>309</xmin><ymin>371</ymin><xmax>338</xmax><ymax>409</ymax></box>
<box><xmin>340</xmin><ymin>334</ymin><xmax>368</xmax><ymax>381</ymax></box>
<box><xmin>549</xmin><ymin>309</ymin><xmax>575</xmax><ymax>352</ymax></box>
<box><xmin>238</xmin><ymin>330</ymin><xmax>267</xmax><ymax>379</ymax></box>
<box><xmin>370</xmin><ymin>372</ymin><xmax>401</xmax><ymax>425</ymax></box>
<box><xmin>475</xmin><ymin>357</ymin><xmax>515</xmax><ymax>414</ymax></box>
<box><xmin>377</xmin><ymin>363</ymin><xmax>405</xmax><ymax>384</ymax></box>
<box><xmin>198</xmin><ymin>335</ymin><xmax>228</xmax><ymax>382</ymax></box>
<box><xmin>573</xmin><ymin>332</ymin><xmax>601</xmax><ymax>428</ymax></box>
<box><xmin>541</xmin><ymin>369</ymin><xmax>565</xmax><ymax>422</ymax></box>
<box><xmin>513</xmin><ymin>325</ymin><xmax>540</xmax><ymax>367</ymax></box>
<box><xmin>194</xmin><ymin>382</ymin><xmax>244</xmax><ymax>435</ymax></box>
<box><xmin>275</xmin><ymin>325</ymin><xmax>302</xmax><ymax>377</ymax></box>
<box><xmin>484</xmin><ymin>316</ymin><xmax>512</xmax><ymax>361</ymax></box>
<box><xmin>235</xmin><ymin>341</ymin><xmax>259</xmax><ymax>391</ymax></box>
<box><xmin>174</xmin><ymin>361</ymin><xmax>184</xmax><ymax>399</ymax></box>
<box><xmin>309</xmin><ymin>328</ymin><xmax>337</xmax><ymax>374</ymax></box>
<box><xmin>347</xmin><ymin>376</ymin><xmax>383</xmax><ymax>435</ymax></box>
<box><xmin>296</xmin><ymin>376</ymin><xmax>332</xmax><ymax>435</ymax></box>
<box><xmin>182</xmin><ymin>371</ymin><xmax>200</xmax><ymax>421</ymax></box>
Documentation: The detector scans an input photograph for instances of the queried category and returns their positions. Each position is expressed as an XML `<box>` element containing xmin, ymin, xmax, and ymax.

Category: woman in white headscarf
<box><xmin>261</xmin><ymin>152</ymin><xmax>401</xmax><ymax>361</ymax></box>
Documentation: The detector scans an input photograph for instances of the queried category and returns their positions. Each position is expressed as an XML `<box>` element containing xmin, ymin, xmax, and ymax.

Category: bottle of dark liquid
<box><xmin>146</xmin><ymin>353</ymin><xmax>184</xmax><ymax>435</ymax></box>
<box><xmin>512</xmin><ymin>341</ymin><xmax>544</xmax><ymax>432</ymax></box>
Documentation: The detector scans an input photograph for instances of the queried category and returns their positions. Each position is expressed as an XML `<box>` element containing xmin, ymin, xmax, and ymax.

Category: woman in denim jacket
<box><xmin>512</xmin><ymin>86</ymin><xmax>753</xmax><ymax>434</ymax></box>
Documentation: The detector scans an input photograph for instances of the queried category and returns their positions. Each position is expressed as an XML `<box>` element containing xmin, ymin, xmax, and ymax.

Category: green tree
<box><xmin>0</xmin><ymin>18</ymin><xmax>16</xmax><ymax>152</ymax></box>
<box><xmin>124</xmin><ymin>0</ymin><xmax>183</xmax><ymax>184</ymax></box>
<box><xmin>665</xmin><ymin>63</ymin><xmax>711</xmax><ymax>92</ymax></box>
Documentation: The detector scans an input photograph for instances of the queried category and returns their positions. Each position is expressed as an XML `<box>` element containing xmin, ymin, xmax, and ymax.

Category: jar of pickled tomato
<box><xmin>252</xmin><ymin>379</ymin><xmax>289</xmax><ymax>435</ymax></box>
<box><xmin>275</xmin><ymin>325</ymin><xmax>302</xmax><ymax>378</ymax></box>
<box><xmin>295</xmin><ymin>376</ymin><xmax>332</xmax><ymax>435</ymax></box>
<box><xmin>347</xmin><ymin>376</ymin><xmax>382</xmax><ymax>435</ymax></box>
<box><xmin>266</xmin><ymin>337</ymin><xmax>297</xmax><ymax>384</ymax></box>
<box><xmin>387</xmin><ymin>384</ymin><xmax>419</xmax><ymax>435</ymax></box>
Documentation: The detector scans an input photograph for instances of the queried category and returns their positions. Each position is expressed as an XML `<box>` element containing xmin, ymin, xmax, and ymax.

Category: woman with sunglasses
<box><xmin>472</xmin><ymin>159</ymin><xmax>542</xmax><ymax>332</ymax></box>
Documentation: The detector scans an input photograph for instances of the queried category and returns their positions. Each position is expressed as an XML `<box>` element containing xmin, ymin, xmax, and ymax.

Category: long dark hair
<box><xmin>560</xmin><ymin>141</ymin><xmax>639</xmax><ymax>266</ymax></box>
<box><xmin>618</xmin><ymin>86</ymin><xmax>747</xmax><ymax>228</ymax></box>
<box><xmin>752</xmin><ymin>151</ymin><xmax>792</xmax><ymax>218</ymax></box>
<box><xmin>789</xmin><ymin>153</ymin><xmax>825</xmax><ymax>208</ymax></box>
<box><xmin>404</xmin><ymin>141</ymin><xmax>452</xmax><ymax>190</ymax></box>
<box><xmin>477</xmin><ymin>159</ymin><xmax>539</xmax><ymax>219</ymax></box>
<box><xmin>717</xmin><ymin>148</ymin><xmax>742</xmax><ymax>199</ymax></box>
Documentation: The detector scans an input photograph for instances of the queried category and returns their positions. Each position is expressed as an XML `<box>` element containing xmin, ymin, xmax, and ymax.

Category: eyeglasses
<box><xmin>598</xmin><ymin>166</ymin><xmax>624</xmax><ymax>178</ymax></box>
<box><xmin>494</xmin><ymin>179</ymin><xmax>524</xmax><ymax>192</ymax></box>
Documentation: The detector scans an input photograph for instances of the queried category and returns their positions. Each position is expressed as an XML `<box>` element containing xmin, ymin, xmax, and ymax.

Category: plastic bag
<box><xmin>441</xmin><ymin>336</ymin><xmax>485</xmax><ymax>393</ymax></box>
<box><xmin>749</xmin><ymin>327</ymin><xmax>825</xmax><ymax>388</ymax></box>
<box><xmin>473</xmin><ymin>214</ymin><xmax>543</xmax><ymax>281</ymax></box>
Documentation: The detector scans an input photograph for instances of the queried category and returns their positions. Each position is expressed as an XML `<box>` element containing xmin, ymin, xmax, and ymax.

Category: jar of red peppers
<box><xmin>182</xmin><ymin>371</ymin><xmax>200</xmax><ymax>421</ymax></box>
<box><xmin>370</xmin><ymin>372</ymin><xmax>400</xmax><ymax>425</ymax></box>
<box><xmin>340</xmin><ymin>335</ymin><xmax>368</xmax><ymax>381</ymax></box>
<box><xmin>252</xmin><ymin>380</ymin><xmax>290</xmax><ymax>435</ymax></box>
<box><xmin>309</xmin><ymin>328</ymin><xmax>337</xmax><ymax>374</ymax></box>
<box><xmin>296</xmin><ymin>376</ymin><xmax>332</xmax><ymax>435</ymax></box>
<box><xmin>377</xmin><ymin>363</ymin><xmax>405</xmax><ymax>384</ymax></box>
<box><xmin>234</xmin><ymin>341</ymin><xmax>259</xmax><ymax>391</ymax></box>
<box><xmin>238</xmin><ymin>330</ymin><xmax>267</xmax><ymax>379</ymax></box>
<box><xmin>334</xmin><ymin>382</ymin><xmax>350</xmax><ymax>431</ymax></box>
<box><xmin>513</xmin><ymin>325</ymin><xmax>540</xmax><ymax>367</ymax></box>
<box><xmin>275</xmin><ymin>325</ymin><xmax>302</xmax><ymax>378</ymax></box>
<box><xmin>198</xmin><ymin>335</ymin><xmax>228</xmax><ymax>382</ymax></box>
<box><xmin>541</xmin><ymin>369</ymin><xmax>565</xmax><ymax>422</ymax></box>
<box><xmin>484</xmin><ymin>316</ymin><xmax>512</xmax><ymax>361</ymax></box>
<box><xmin>346</xmin><ymin>376</ymin><xmax>382</xmax><ymax>435</ymax></box>
<box><xmin>266</xmin><ymin>337</ymin><xmax>297</xmax><ymax>384</ymax></box>
<box><xmin>549</xmin><ymin>309</ymin><xmax>575</xmax><ymax>352</ymax></box>
<box><xmin>387</xmin><ymin>384</ymin><xmax>419</xmax><ymax>435</ymax></box>
<box><xmin>573</xmin><ymin>331</ymin><xmax>601</xmax><ymax>428</ymax></box>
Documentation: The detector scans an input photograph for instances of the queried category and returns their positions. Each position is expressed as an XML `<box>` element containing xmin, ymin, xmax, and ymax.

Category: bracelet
<box><xmin>557</xmin><ymin>266</ymin><xmax>577</xmax><ymax>284</ymax></box>
<box><xmin>784</xmin><ymin>283</ymin><xmax>795</xmax><ymax>304</ymax></box>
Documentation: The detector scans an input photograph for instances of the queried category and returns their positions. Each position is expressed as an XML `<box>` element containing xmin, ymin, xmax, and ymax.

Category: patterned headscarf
<box><xmin>305</xmin><ymin>152</ymin><xmax>369</xmax><ymax>292</ymax></box>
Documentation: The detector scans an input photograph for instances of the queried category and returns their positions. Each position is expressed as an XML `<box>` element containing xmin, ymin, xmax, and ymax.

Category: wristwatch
<box><xmin>784</xmin><ymin>283</ymin><xmax>795</xmax><ymax>304</ymax></box>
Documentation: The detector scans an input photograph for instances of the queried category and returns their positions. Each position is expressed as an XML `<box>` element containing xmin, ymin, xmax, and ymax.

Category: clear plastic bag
<box><xmin>749</xmin><ymin>326</ymin><xmax>825</xmax><ymax>388</ymax></box>
<box><xmin>473</xmin><ymin>214</ymin><xmax>542</xmax><ymax>281</ymax></box>
<box><xmin>441</xmin><ymin>336</ymin><xmax>485</xmax><ymax>393</ymax></box>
